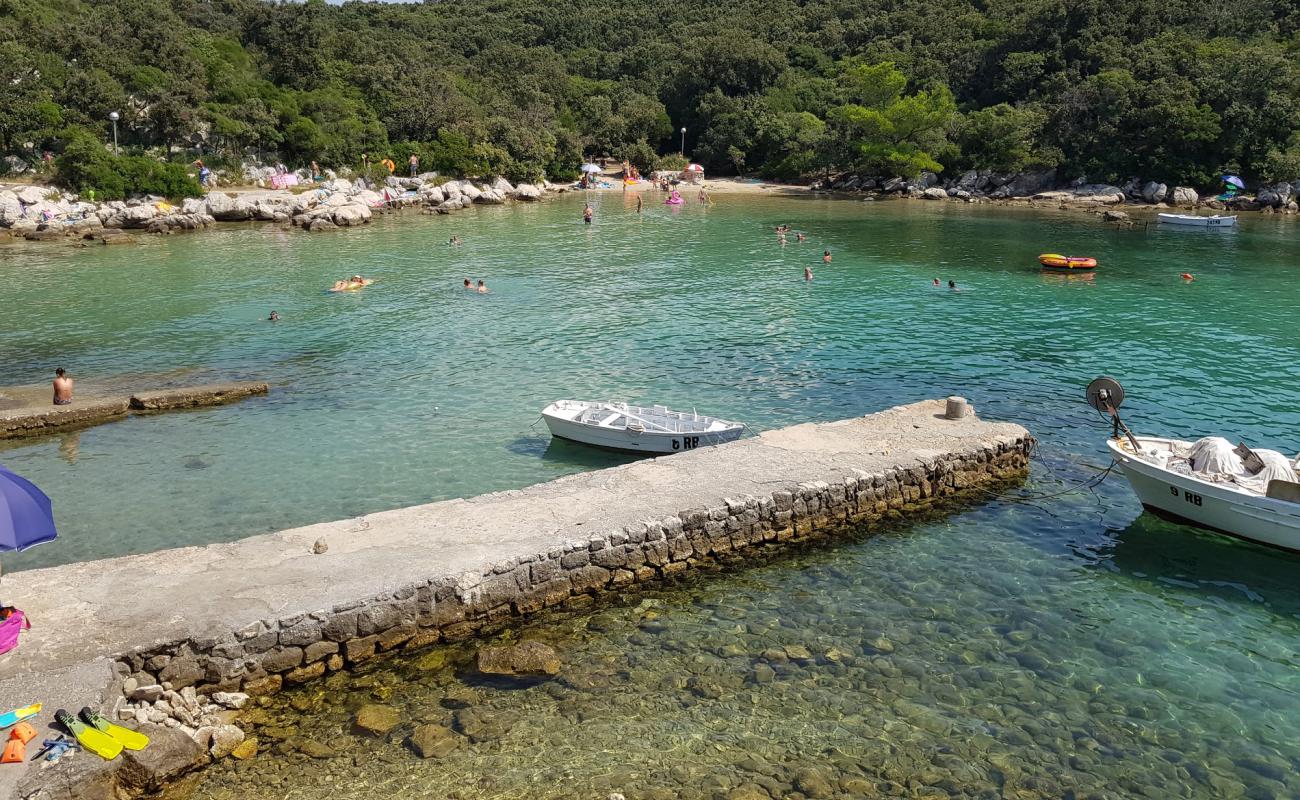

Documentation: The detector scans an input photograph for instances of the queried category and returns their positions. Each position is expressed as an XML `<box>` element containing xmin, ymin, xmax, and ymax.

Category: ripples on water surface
<box><xmin>3</xmin><ymin>195</ymin><xmax>1299</xmax><ymax>797</ymax></box>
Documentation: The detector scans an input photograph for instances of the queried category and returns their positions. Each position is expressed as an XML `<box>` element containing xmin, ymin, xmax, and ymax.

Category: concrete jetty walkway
<box><xmin>0</xmin><ymin>400</ymin><xmax>1030</xmax><ymax>798</ymax></box>
<box><xmin>0</xmin><ymin>380</ymin><xmax>269</xmax><ymax>439</ymax></box>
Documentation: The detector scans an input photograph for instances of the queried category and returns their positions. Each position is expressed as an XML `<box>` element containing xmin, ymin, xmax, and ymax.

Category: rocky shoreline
<box><xmin>0</xmin><ymin>174</ymin><xmax>557</xmax><ymax>244</ymax></box>
<box><xmin>813</xmin><ymin>169</ymin><xmax>1300</xmax><ymax>217</ymax></box>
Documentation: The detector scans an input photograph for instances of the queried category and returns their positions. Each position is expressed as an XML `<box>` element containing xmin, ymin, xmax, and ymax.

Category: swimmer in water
<box><xmin>796</xmin><ymin>232</ymin><xmax>806</xmax><ymax>242</ymax></box>
<box><xmin>636</xmin><ymin>195</ymin><xmax>643</xmax><ymax>213</ymax></box>
<box><xmin>477</xmin><ymin>279</ymin><xmax>489</xmax><ymax>294</ymax></box>
<box><xmin>583</xmin><ymin>203</ymin><xmax>593</xmax><ymax>224</ymax></box>
<box><xmin>933</xmin><ymin>278</ymin><xmax>940</xmax><ymax>286</ymax></box>
<box><xmin>822</xmin><ymin>250</ymin><xmax>832</xmax><ymax>264</ymax></box>
<box><xmin>804</xmin><ymin>266</ymin><xmax>813</xmax><ymax>281</ymax></box>
<box><xmin>268</xmin><ymin>310</ymin><xmax>280</xmax><ymax>321</ymax></box>
<box><xmin>449</xmin><ymin>235</ymin><xmax>462</xmax><ymax>245</ymax></box>
<box><xmin>464</xmin><ymin>278</ymin><xmax>472</xmax><ymax>289</ymax></box>
<box><xmin>948</xmin><ymin>280</ymin><xmax>957</xmax><ymax>290</ymax></box>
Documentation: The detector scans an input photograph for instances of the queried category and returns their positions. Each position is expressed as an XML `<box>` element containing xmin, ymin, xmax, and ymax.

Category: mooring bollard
<box><xmin>945</xmin><ymin>396</ymin><xmax>970</xmax><ymax>420</ymax></box>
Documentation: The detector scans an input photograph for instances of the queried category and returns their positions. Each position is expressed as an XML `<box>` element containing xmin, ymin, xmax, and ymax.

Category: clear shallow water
<box><xmin>4</xmin><ymin>196</ymin><xmax>1299</xmax><ymax>797</ymax></box>
<box><xmin>178</xmin><ymin>502</ymin><xmax>1300</xmax><ymax>800</ymax></box>
<box><xmin>2</xmin><ymin>196</ymin><xmax>1297</xmax><ymax>569</ymax></box>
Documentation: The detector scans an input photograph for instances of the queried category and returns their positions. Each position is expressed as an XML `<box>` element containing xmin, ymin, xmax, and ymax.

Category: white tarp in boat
<box><xmin>1172</xmin><ymin>436</ymin><xmax>1298</xmax><ymax>493</ymax></box>
<box><xmin>1179</xmin><ymin>437</ymin><xmax>1241</xmax><ymax>474</ymax></box>
<box><xmin>1238</xmin><ymin>449</ymin><xmax>1299</xmax><ymax>493</ymax></box>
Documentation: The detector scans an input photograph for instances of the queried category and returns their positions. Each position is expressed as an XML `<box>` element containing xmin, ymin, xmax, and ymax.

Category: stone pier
<box><xmin>0</xmin><ymin>380</ymin><xmax>269</xmax><ymax>439</ymax></box>
<box><xmin>0</xmin><ymin>400</ymin><xmax>1031</xmax><ymax>798</ymax></box>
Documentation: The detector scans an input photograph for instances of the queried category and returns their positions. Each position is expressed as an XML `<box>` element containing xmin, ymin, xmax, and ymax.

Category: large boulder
<box><xmin>354</xmin><ymin>189</ymin><xmax>385</xmax><ymax>207</ymax></box>
<box><xmin>205</xmin><ymin>192</ymin><xmax>241</xmax><ymax>220</ymax></box>
<box><xmin>921</xmin><ymin>187</ymin><xmax>948</xmax><ymax>200</ymax></box>
<box><xmin>16</xmin><ymin>185</ymin><xmax>48</xmax><ymax>204</ymax></box>
<box><xmin>475</xmin><ymin>640</ymin><xmax>561</xmax><ymax>677</ymax></box>
<box><xmin>994</xmin><ymin>170</ymin><xmax>1056</xmax><ymax>198</ymax></box>
<box><xmin>419</xmin><ymin>185</ymin><xmax>445</xmax><ymax>205</ymax></box>
<box><xmin>515</xmin><ymin>183</ymin><xmax>542</xmax><ymax>201</ymax></box>
<box><xmin>181</xmin><ymin>197</ymin><xmax>206</xmax><ymax>215</ymax></box>
<box><xmin>1170</xmin><ymin>186</ymin><xmax>1199</xmax><ymax>206</ymax></box>
<box><xmin>917</xmin><ymin>171</ymin><xmax>939</xmax><ymax>188</ymax></box>
<box><xmin>1255</xmin><ymin>188</ymin><xmax>1281</xmax><ymax>208</ymax></box>
<box><xmin>1269</xmin><ymin>181</ymin><xmax>1294</xmax><ymax>204</ymax></box>
<box><xmin>1140</xmin><ymin>181</ymin><xmax>1167</xmax><ymax>204</ymax></box>
<box><xmin>491</xmin><ymin>176</ymin><xmax>516</xmax><ymax>196</ymax></box>
<box><xmin>0</xmin><ymin>190</ymin><xmax>25</xmax><ymax>225</ymax></box>
<box><xmin>474</xmin><ymin>189</ymin><xmax>507</xmax><ymax>204</ymax></box>
<box><xmin>880</xmin><ymin>176</ymin><xmax>906</xmax><ymax>193</ymax></box>
<box><xmin>120</xmin><ymin>204</ymin><xmax>160</xmax><ymax>227</ymax></box>
<box><xmin>322</xmin><ymin>178</ymin><xmax>352</xmax><ymax>193</ymax></box>
<box><xmin>331</xmin><ymin>203</ymin><xmax>371</xmax><ymax>226</ymax></box>
<box><xmin>458</xmin><ymin>181</ymin><xmax>483</xmax><ymax>201</ymax></box>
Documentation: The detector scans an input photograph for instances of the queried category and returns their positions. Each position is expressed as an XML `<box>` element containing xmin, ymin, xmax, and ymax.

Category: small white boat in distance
<box><xmin>1157</xmin><ymin>212</ymin><xmax>1237</xmax><ymax>227</ymax></box>
<box><xmin>542</xmin><ymin>400</ymin><xmax>745</xmax><ymax>454</ymax></box>
<box><xmin>1087</xmin><ymin>377</ymin><xmax>1300</xmax><ymax>553</ymax></box>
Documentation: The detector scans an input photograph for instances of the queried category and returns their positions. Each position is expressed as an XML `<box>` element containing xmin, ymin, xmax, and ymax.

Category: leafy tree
<box><xmin>825</xmin><ymin>62</ymin><xmax>957</xmax><ymax>177</ymax></box>
<box><xmin>953</xmin><ymin>104</ymin><xmax>1058</xmax><ymax>173</ymax></box>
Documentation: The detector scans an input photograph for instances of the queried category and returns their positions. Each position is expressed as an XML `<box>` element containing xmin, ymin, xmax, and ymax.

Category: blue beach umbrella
<box><xmin>0</xmin><ymin>463</ymin><xmax>59</xmax><ymax>555</ymax></box>
<box><xmin>1222</xmin><ymin>175</ymin><xmax>1245</xmax><ymax>190</ymax></box>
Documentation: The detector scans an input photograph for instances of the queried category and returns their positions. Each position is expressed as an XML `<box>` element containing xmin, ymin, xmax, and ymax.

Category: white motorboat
<box><xmin>1087</xmin><ymin>378</ymin><xmax>1300</xmax><ymax>553</ymax></box>
<box><xmin>541</xmin><ymin>400</ymin><xmax>745</xmax><ymax>454</ymax></box>
<box><xmin>1157</xmin><ymin>212</ymin><xmax>1237</xmax><ymax>227</ymax></box>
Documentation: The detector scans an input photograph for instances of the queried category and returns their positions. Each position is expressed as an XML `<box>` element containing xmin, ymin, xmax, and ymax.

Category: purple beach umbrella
<box><xmin>0</xmin><ymin>463</ymin><xmax>58</xmax><ymax>554</ymax></box>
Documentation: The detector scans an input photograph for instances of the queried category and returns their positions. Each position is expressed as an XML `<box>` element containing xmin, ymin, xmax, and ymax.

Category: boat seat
<box><xmin>1265</xmin><ymin>480</ymin><xmax>1300</xmax><ymax>504</ymax></box>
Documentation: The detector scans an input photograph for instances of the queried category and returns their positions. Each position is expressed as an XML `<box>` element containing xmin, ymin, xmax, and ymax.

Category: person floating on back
<box><xmin>53</xmin><ymin>368</ymin><xmax>73</xmax><ymax>406</ymax></box>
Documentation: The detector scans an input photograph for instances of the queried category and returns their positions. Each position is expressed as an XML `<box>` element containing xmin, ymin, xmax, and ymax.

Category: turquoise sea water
<box><xmin>2</xmin><ymin>195</ymin><xmax>1296</xmax><ymax>569</ymax></box>
<box><xmin>4</xmin><ymin>195</ymin><xmax>1300</xmax><ymax>797</ymax></box>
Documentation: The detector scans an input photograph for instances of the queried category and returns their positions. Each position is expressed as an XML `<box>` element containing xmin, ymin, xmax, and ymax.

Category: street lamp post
<box><xmin>108</xmin><ymin>112</ymin><xmax>120</xmax><ymax>156</ymax></box>
<box><xmin>680</xmin><ymin>127</ymin><xmax>686</xmax><ymax>156</ymax></box>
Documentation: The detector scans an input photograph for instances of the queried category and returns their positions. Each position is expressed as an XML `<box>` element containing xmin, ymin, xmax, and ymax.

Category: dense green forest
<box><xmin>1</xmin><ymin>0</ymin><xmax>1298</xmax><ymax>189</ymax></box>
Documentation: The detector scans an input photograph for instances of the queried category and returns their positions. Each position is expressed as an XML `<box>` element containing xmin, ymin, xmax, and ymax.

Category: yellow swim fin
<box><xmin>54</xmin><ymin>709</ymin><xmax>123</xmax><ymax>760</ymax></box>
<box><xmin>81</xmin><ymin>708</ymin><xmax>149</xmax><ymax>750</ymax></box>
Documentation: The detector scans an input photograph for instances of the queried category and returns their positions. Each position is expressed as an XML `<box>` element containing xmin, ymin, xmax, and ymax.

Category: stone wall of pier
<box><xmin>113</xmin><ymin>437</ymin><xmax>1032</xmax><ymax>726</ymax></box>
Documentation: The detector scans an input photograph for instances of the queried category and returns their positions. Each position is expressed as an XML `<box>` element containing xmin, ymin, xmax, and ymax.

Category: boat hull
<box><xmin>543</xmin><ymin>414</ymin><xmax>743</xmax><ymax>454</ymax></box>
<box><xmin>1157</xmin><ymin>213</ymin><xmax>1237</xmax><ymax>227</ymax></box>
<box><xmin>1107</xmin><ymin>438</ymin><xmax>1300</xmax><ymax>553</ymax></box>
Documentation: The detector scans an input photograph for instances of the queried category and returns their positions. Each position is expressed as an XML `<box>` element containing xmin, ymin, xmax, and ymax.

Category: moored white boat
<box><xmin>1157</xmin><ymin>212</ymin><xmax>1237</xmax><ymax>227</ymax></box>
<box><xmin>541</xmin><ymin>400</ymin><xmax>745</xmax><ymax>454</ymax></box>
<box><xmin>1107</xmin><ymin>437</ymin><xmax>1300</xmax><ymax>552</ymax></box>
<box><xmin>1086</xmin><ymin>377</ymin><xmax>1300</xmax><ymax>553</ymax></box>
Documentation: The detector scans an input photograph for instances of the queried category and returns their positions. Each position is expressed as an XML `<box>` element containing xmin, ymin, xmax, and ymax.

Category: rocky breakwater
<box><xmin>814</xmin><ymin>169</ymin><xmax>1300</xmax><ymax>216</ymax></box>
<box><xmin>0</xmin><ymin>399</ymin><xmax>1029</xmax><ymax>799</ymax></box>
<box><xmin>0</xmin><ymin>174</ymin><xmax>556</xmax><ymax>244</ymax></box>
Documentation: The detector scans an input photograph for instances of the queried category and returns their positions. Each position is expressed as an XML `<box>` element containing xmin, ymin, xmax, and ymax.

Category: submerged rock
<box><xmin>476</xmin><ymin>640</ymin><xmax>561</xmax><ymax>677</ymax></box>
<box><xmin>408</xmin><ymin>724</ymin><xmax>460</xmax><ymax>758</ymax></box>
<box><xmin>353</xmin><ymin>703</ymin><xmax>401</xmax><ymax>736</ymax></box>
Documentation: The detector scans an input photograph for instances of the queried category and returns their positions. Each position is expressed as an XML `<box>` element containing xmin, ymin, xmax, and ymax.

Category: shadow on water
<box><xmin>502</xmin><ymin>432</ymin><xmax>642</xmax><ymax>471</ymax></box>
<box><xmin>1095</xmin><ymin>512</ymin><xmax>1300</xmax><ymax>620</ymax></box>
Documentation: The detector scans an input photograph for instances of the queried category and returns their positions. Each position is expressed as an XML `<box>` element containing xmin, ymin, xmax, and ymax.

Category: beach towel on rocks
<box><xmin>0</xmin><ymin>608</ymin><xmax>30</xmax><ymax>656</ymax></box>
